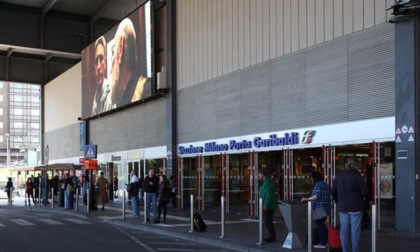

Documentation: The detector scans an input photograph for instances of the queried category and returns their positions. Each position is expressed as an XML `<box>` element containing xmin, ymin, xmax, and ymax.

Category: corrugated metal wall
<box><xmin>177</xmin><ymin>23</ymin><xmax>395</xmax><ymax>143</ymax></box>
<box><xmin>176</xmin><ymin>0</ymin><xmax>395</xmax><ymax>90</ymax></box>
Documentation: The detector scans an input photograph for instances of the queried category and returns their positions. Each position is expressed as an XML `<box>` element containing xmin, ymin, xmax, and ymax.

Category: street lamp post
<box><xmin>5</xmin><ymin>133</ymin><xmax>10</xmax><ymax>168</ymax></box>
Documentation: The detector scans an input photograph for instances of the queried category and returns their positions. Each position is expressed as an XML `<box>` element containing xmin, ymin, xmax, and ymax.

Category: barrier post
<box><xmin>189</xmin><ymin>194</ymin><xmax>194</xmax><ymax>233</ymax></box>
<box><xmin>372</xmin><ymin>204</ymin><xmax>377</xmax><ymax>252</ymax></box>
<box><xmin>24</xmin><ymin>187</ymin><xmax>27</xmax><ymax>207</ymax></box>
<box><xmin>74</xmin><ymin>188</ymin><xmax>79</xmax><ymax>211</ymax></box>
<box><xmin>122</xmin><ymin>191</ymin><xmax>126</xmax><ymax>220</ymax></box>
<box><xmin>87</xmin><ymin>187</ymin><xmax>90</xmax><ymax>213</ymax></box>
<box><xmin>51</xmin><ymin>188</ymin><xmax>54</xmax><ymax>209</ymax></box>
<box><xmin>38</xmin><ymin>183</ymin><xmax>41</xmax><ymax>208</ymax></box>
<box><xmin>307</xmin><ymin>201</ymin><xmax>313</xmax><ymax>252</ymax></box>
<box><xmin>144</xmin><ymin>191</ymin><xmax>147</xmax><ymax>224</ymax></box>
<box><xmin>219</xmin><ymin>196</ymin><xmax>225</xmax><ymax>238</ymax></box>
<box><xmin>256</xmin><ymin>198</ymin><xmax>263</xmax><ymax>245</ymax></box>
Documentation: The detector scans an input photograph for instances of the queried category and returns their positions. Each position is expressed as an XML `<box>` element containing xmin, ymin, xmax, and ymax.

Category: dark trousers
<box><xmin>27</xmin><ymin>191</ymin><xmax>35</xmax><ymax>205</ymax></box>
<box><xmin>315</xmin><ymin>217</ymin><xmax>328</xmax><ymax>246</ymax></box>
<box><xmin>264</xmin><ymin>209</ymin><xmax>276</xmax><ymax>239</ymax></box>
<box><xmin>158</xmin><ymin>198</ymin><xmax>167</xmax><ymax>220</ymax></box>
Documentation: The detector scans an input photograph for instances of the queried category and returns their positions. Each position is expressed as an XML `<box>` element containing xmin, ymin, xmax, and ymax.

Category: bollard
<box><xmin>51</xmin><ymin>188</ymin><xmax>54</xmax><ymax>209</ymax></box>
<box><xmin>219</xmin><ymin>196</ymin><xmax>225</xmax><ymax>238</ymax></box>
<box><xmin>87</xmin><ymin>188</ymin><xmax>90</xmax><ymax>213</ymax></box>
<box><xmin>24</xmin><ymin>188</ymin><xmax>27</xmax><ymax>207</ymax></box>
<box><xmin>122</xmin><ymin>191</ymin><xmax>126</xmax><ymax>220</ymax></box>
<box><xmin>307</xmin><ymin>201</ymin><xmax>313</xmax><ymax>252</ymax></box>
<box><xmin>38</xmin><ymin>183</ymin><xmax>41</xmax><ymax>208</ymax></box>
<box><xmin>372</xmin><ymin>204</ymin><xmax>377</xmax><ymax>252</ymax></box>
<box><xmin>189</xmin><ymin>194</ymin><xmax>194</xmax><ymax>233</ymax></box>
<box><xmin>75</xmin><ymin>188</ymin><xmax>79</xmax><ymax>211</ymax></box>
<box><xmin>256</xmin><ymin>198</ymin><xmax>263</xmax><ymax>245</ymax></box>
<box><xmin>143</xmin><ymin>191</ymin><xmax>147</xmax><ymax>224</ymax></box>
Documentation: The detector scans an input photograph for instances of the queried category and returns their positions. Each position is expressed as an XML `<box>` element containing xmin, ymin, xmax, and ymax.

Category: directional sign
<box><xmin>84</xmin><ymin>145</ymin><xmax>97</xmax><ymax>160</ymax></box>
<box><xmin>84</xmin><ymin>159</ymin><xmax>98</xmax><ymax>170</ymax></box>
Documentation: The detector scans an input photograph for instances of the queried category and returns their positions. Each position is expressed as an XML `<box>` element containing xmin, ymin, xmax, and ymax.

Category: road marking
<box><xmin>37</xmin><ymin>218</ymin><xmax>64</xmax><ymax>225</ymax></box>
<box><xmin>156</xmin><ymin>249</ymin><xmax>226</xmax><ymax>252</ymax></box>
<box><xmin>10</xmin><ymin>219</ymin><xmax>35</xmax><ymax>226</ymax></box>
<box><xmin>148</xmin><ymin>242</ymin><xmax>194</xmax><ymax>245</ymax></box>
<box><xmin>0</xmin><ymin>223</ymin><xmax>4</xmax><ymax>227</ymax></box>
<box><xmin>115</xmin><ymin>226</ymin><xmax>157</xmax><ymax>252</ymax></box>
<box><xmin>63</xmin><ymin>218</ymin><xmax>91</xmax><ymax>225</ymax></box>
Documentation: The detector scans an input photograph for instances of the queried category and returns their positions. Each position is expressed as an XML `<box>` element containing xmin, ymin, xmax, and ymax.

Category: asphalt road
<box><xmin>0</xmin><ymin>207</ymin><xmax>234</xmax><ymax>252</ymax></box>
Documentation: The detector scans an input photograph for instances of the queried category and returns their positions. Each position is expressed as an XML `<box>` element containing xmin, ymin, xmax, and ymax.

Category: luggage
<box><xmin>193</xmin><ymin>213</ymin><xmax>207</xmax><ymax>232</ymax></box>
<box><xmin>328</xmin><ymin>224</ymin><xmax>342</xmax><ymax>252</ymax></box>
<box><xmin>328</xmin><ymin>202</ymin><xmax>342</xmax><ymax>252</ymax></box>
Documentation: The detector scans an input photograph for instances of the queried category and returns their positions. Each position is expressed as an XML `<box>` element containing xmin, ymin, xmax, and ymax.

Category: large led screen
<box><xmin>81</xmin><ymin>1</ymin><xmax>153</xmax><ymax>118</ymax></box>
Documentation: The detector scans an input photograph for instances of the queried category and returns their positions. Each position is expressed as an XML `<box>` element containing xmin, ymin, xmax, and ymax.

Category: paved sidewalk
<box><xmin>2</xmin><ymin>197</ymin><xmax>420</xmax><ymax>252</ymax></box>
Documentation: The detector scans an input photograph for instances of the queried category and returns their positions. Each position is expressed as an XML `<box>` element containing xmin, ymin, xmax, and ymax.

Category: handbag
<box><xmin>313</xmin><ymin>207</ymin><xmax>327</xmax><ymax>220</ymax></box>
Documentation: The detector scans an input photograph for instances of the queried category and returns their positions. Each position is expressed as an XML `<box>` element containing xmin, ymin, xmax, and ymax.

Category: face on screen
<box><xmin>94</xmin><ymin>43</ymin><xmax>106</xmax><ymax>86</ymax></box>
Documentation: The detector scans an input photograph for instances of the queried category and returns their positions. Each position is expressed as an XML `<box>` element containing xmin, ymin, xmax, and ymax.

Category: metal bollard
<box><xmin>189</xmin><ymin>194</ymin><xmax>194</xmax><ymax>233</ymax></box>
<box><xmin>143</xmin><ymin>191</ymin><xmax>147</xmax><ymax>224</ymax></box>
<box><xmin>38</xmin><ymin>183</ymin><xmax>41</xmax><ymax>208</ymax></box>
<box><xmin>372</xmin><ymin>204</ymin><xmax>377</xmax><ymax>252</ymax></box>
<box><xmin>24</xmin><ymin>188</ymin><xmax>27</xmax><ymax>207</ymax></box>
<box><xmin>51</xmin><ymin>188</ymin><xmax>54</xmax><ymax>209</ymax></box>
<box><xmin>87</xmin><ymin>188</ymin><xmax>90</xmax><ymax>213</ymax></box>
<box><xmin>256</xmin><ymin>198</ymin><xmax>263</xmax><ymax>245</ymax></box>
<box><xmin>122</xmin><ymin>191</ymin><xmax>126</xmax><ymax>220</ymax></box>
<box><xmin>219</xmin><ymin>196</ymin><xmax>225</xmax><ymax>238</ymax></box>
<box><xmin>307</xmin><ymin>201</ymin><xmax>313</xmax><ymax>252</ymax></box>
<box><xmin>75</xmin><ymin>188</ymin><xmax>79</xmax><ymax>211</ymax></box>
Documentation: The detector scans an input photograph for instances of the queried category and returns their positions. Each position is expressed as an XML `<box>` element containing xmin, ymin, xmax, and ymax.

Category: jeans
<box><xmin>131</xmin><ymin>195</ymin><xmax>140</xmax><ymax>216</ymax></box>
<box><xmin>315</xmin><ymin>217</ymin><xmax>328</xmax><ymax>246</ymax></box>
<box><xmin>64</xmin><ymin>191</ymin><xmax>73</xmax><ymax>209</ymax></box>
<box><xmin>339</xmin><ymin>212</ymin><xmax>363</xmax><ymax>252</ymax></box>
<box><xmin>145</xmin><ymin>192</ymin><xmax>157</xmax><ymax>220</ymax></box>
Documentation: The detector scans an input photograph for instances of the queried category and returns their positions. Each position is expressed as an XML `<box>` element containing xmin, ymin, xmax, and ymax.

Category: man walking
<box><xmin>96</xmin><ymin>172</ymin><xmax>109</xmax><ymax>210</ymax></box>
<box><xmin>332</xmin><ymin>158</ymin><xmax>368</xmax><ymax>252</ymax></box>
<box><xmin>258</xmin><ymin>168</ymin><xmax>277</xmax><ymax>243</ymax></box>
<box><xmin>143</xmin><ymin>168</ymin><xmax>159</xmax><ymax>223</ymax></box>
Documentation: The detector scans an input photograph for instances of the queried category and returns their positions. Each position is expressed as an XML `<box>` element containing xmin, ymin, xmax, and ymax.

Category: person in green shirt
<box><xmin>258</xmin><ymin>168</ymin><xmax>277</xmax><ymax>242</ymax></box>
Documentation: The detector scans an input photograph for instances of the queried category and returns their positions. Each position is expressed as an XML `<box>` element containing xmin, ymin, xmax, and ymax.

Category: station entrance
<box><xmin>178</xmin><ymin>141</ymin><xmax>395</xmax><ymax>229</ymax></box>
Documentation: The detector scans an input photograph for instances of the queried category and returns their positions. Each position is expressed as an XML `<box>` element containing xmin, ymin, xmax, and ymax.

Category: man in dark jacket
<box><xmin>143</xmin><ymin>168</ymin><xmax>159</xmax><ymax>223</ymax></box>
<box><xmin>332</xmin><ymin>158</ymin><xmax>368</xmax><ymax>252</ymax></box>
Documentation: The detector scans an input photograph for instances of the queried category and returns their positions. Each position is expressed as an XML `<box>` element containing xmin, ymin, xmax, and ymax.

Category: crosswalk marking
<box><xmin>37</xmin><ymin>219</ymin><xmax>64</xmax><ymax>225</ymax></box>
<box><xmin>63</xmin><ymin>218</ymin><xmax>90</xmax><ymax>225</ymax></box>
<box><xmin>0</xmin><ymin>223</ymin><xmax>4</xmax><ymax>227</ymax></box>
<box><xmin>10</xmin><ymin>219</ymin><xmax>35</xmax><ymax>226</ymax></box>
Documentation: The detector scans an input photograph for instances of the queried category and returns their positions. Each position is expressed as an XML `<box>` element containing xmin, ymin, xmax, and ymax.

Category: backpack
<box><xmin>193</xmin><ymin>213</ymin><xmax>207</xmax><ymax>232</ymax></box>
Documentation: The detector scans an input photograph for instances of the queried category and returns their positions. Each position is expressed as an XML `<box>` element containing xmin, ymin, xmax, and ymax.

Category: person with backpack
<box><xmin>157</xmin><ymin>175</ymin><xmax>170</xmax><ymax>223</ymax></box>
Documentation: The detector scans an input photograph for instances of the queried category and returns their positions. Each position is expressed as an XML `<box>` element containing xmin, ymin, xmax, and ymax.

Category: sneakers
<box><xmin>313</xmin><ymin>244</ymin><xmax>327</xmax><ymax>249</ymax></box>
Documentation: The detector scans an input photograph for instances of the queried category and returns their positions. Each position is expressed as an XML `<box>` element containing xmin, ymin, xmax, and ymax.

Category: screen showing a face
<box><xmin>81</xmin><ymin>1</ymin><xmax>152</xmax><ymax>118</ymax></box>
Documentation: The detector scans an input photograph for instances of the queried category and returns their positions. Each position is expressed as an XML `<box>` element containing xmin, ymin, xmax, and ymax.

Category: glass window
<box><xmin>31</xmin><ymin>110</ymin><xmax>40</xmax><ymax>116</ymax></box>
<box><xmin>13</xmin><ymin>122</ymin><xmax>23</xmax><ymax>128</ymax></box>
<box><xmin>30</xmin><ymin>123</ymin><xmax>40</xmax><ymax>129</ymax></box>
<box><xmin>0</xmin><ymin>82</ymin><xmax>3</xmax><ymax>88</ymax></box>
<box><xmin>14</xmin><ymin>109</ymin><xmax>23</xmax><ymax>115</ymax></box>
<box><xmin>0</xmin><ymin>95</ymin><xmax>3</xmax><ymax>102</ymax></box>
<box><xmin>0</xmin><ymin>122</ymin><xmax>3</xmax><ymax>128</ymax></box>
<box><xmin>0</xmin><ymin>108</ymin><xmax>3</xmax><ymax>115</ymax></box>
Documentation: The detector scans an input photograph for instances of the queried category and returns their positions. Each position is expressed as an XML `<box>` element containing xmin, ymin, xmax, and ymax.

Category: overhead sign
<box><xmin>84</xmin><ymin>159</ymin><xmax>98</xmax><ymax>170</ymax></box>
<box><xmin>84</xmin><ymin>145</ymin><xmax>97</xmax><ymax>160</ymax></box>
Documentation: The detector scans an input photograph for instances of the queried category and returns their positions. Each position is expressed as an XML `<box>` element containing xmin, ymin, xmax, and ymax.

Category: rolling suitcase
<box><xmin>328</xmin><ymin>203</ymin><xmax>342</xmax><ymax>252</ymax></box>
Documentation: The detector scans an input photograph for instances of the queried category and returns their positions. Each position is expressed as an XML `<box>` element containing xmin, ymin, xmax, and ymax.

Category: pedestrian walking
<box><xmin>128</xmin><ymin>170</ymin><xmax>140</xmax><ymax>217</ymax></box>
<box><xmin>332</xmin><ymin>158</ymin><xmax>368</xmax><ymax>252</ymax></box>
<box><xmin>64</xmin><ymin>173</ymin><xmax>73</xmax><ymax>210</ymax></box>
<box><xmin>157</xmin><ymin>175</ymin><xmax>170</xmax><ymax>223</ymax></box>
<box><xmin>26</xmin><ymin>177</ymin><xmax>36</xmax><ymax>206</ymax></box>
<box><xmin>96</xmin><ymin>171</ymin><xmax>109</xmax><ymax>210</ymax></box>
<box><xmin>143</xmin><ymin>168</ymin><xmax>159</xmax><ymax>223</ymax></box>
<box><xmin>5</xmin><ymin>177</ymin><xmax>13</xmax><ymax>204</ymax></box>
<box><xmin>301</xmin><ymin>171</ymin><xmax>331</xmax><ymax>249</ymax></box>
<box><xmin>114</xmin><ymin>176</ymin><xmax>118</xmax><ymax>198</ymax></box>
<box><xmin>258</xmin><ymin>168</ymin><xmax>277</xmax><ymax>243</ymax></box>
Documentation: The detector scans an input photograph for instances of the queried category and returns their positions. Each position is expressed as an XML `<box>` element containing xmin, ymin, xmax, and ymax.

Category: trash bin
<box><xmin>278</xmin><ymin>200</ymin><xmax>307</xmax><ymax>249</ymax></box>
<box><xmin>58</xmin><ymin>190</ymin><xmax>64</xmax><ymax>207</ymax></box>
